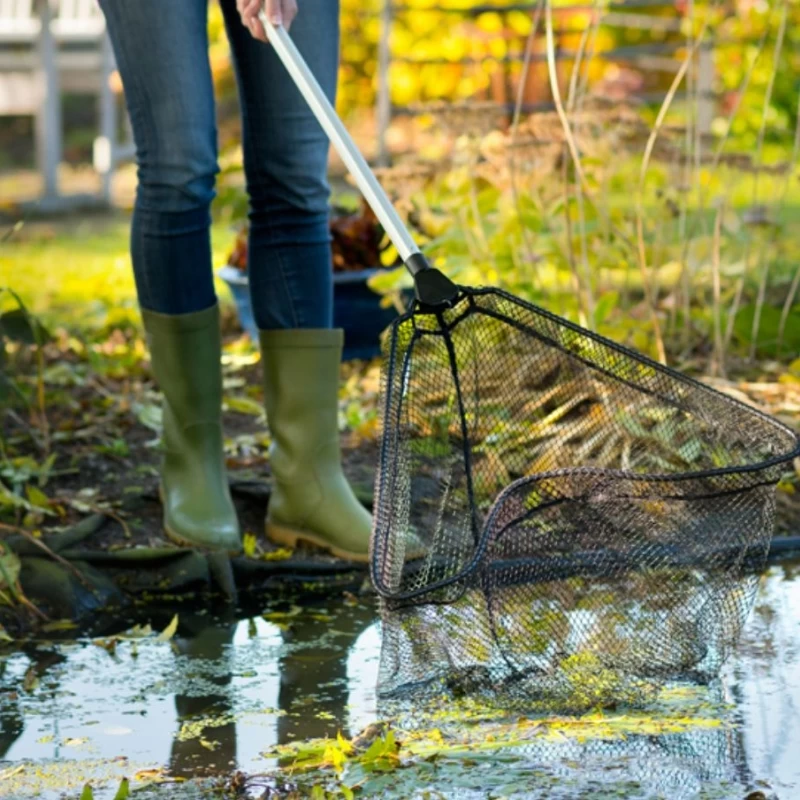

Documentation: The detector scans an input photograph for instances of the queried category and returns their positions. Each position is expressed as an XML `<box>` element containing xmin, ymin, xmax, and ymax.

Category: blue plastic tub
<box><xmin>217</xmin><ymin>265</ymin><xmax>410</xmax><ymax>361</ymax></box>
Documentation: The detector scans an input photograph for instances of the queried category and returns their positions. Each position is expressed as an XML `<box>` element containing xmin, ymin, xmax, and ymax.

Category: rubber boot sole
<box><xmin>160</xmin><ymin>485</ymin><xmax>242</xmax><ymax>556</ymax></box>
<box><xmin>266</xmin><ymin>519</ymin><xmax>370</xmax><ymax>564</ymax></box>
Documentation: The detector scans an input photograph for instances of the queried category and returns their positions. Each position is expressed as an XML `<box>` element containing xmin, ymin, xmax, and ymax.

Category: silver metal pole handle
<box><xmin>260</xmin><ymin>14</ymin><xmax>420</xmax><ymax>266</ymax></box>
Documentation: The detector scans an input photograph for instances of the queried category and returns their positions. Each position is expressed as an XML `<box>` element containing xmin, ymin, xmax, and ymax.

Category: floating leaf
<box><xmin>263</xmin><ymin>605</ymin><xmax>303</xmax><ymax>623</ymax></box>
<box><xmin>199</xmin><ymin>737</ymin><xmax>219</xmax><ymax>751</ymax></box>
<box><xmin>41</xmin><ymin>619</ymin><xmax>79</xmax><ymax>633</ymax></box>
<box><xmin>122</xmin><ymin>623</ymin><xmax>153</xmax><ymax>639</ymax></box>
<box><xmin>64</xmin><ymin>737</ymin><xmax>89</xmax><ymax>748</ymax></box>
<box><xmin>361</xmin><ymin>730</ymin><xmax>400</xmax><ymax>769</ymax></box>
<box><xmin>133</xmin><ymin>769</ymin><xmax>186</xmax><ymax>787</ymax></box>
<box><xmin>323</xmin><ymin>741</ymin><xmax>348</xmax><ymax>773</ymax></box>
<box><xmin>22</xmin><ymin>666</ymin><xmax>38</xmax><ymax>693</ymax></box>
<box><xmin>157</xmin><ymin>614</ymin><xmax>179</xmax><ymax>642</ymax></box>
<box><xmin>0</xmin><ymin>764</ymin><xmax>25</xmax><ymax>781</ymax></box>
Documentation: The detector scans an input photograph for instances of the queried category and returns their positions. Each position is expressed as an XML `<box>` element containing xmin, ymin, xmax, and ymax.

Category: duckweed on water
<box><xmin>2</xmin><ymin>566</ymin><xmax>797</xmax><ymax>798</ymax></box>
<box><xmin>252</xmin><ymin>688</ymin><xmax>733</xmax><ymax>798</ymax></box>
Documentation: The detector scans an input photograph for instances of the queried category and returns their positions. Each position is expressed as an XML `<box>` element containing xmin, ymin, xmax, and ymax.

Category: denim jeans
<box><xmin>98</xmin><ymin>0</ymin><xmax>338</xmax><ymax>329</ymax></box>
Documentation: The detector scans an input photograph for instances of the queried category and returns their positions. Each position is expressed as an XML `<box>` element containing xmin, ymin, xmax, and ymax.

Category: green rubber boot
<box><xmin>259</xmin><ymin>329</ymin><xmax>372</xmax><ymax>562</ymax></box>
<box><xmin>142</xmin><ymin>305</ymin><xmax>241</xmax><ymax>554</ymax></box>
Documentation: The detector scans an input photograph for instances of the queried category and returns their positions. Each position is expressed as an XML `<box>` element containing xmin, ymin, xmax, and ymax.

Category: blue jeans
<box><xmin>98</xmin><ymin>0</ymin><xmax>338</xmax><ymax>329</ymax></box>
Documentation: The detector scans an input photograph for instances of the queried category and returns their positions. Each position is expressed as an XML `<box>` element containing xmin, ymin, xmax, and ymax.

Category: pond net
<box><xmin>370</xmin><ymin>288</ymin><xmax>800</xmax><ymax>711</ymax></box>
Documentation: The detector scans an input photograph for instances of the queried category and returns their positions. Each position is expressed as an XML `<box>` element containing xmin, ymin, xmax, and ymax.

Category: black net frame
<box><xmin>370</xmin><ymin>287</ymin><xmax>800</xmax><ymax>710</ymax></box>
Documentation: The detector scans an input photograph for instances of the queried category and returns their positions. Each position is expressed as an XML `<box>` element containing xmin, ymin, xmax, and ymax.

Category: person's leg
<box><xmin>221</xmin><ymin>1</ymin><xmax>371</xmax><ymax>560</ymax></box>
<box><xmin>220</xmin><ymin>0</ymin><xmax>337</xmax><ymax>330</ymax></box>
<box><xmin>99</xmin><ymin>0</ymin><xmax>219</xmax><ymax>314</ymax></box>
<box><xmin>99</xmin><ymin>0</ymin><xmax>240</xmax><ymax>552</ymax></box>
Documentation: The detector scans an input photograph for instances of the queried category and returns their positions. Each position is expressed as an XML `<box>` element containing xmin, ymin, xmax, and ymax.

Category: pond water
<box><xmin>1</xmin><ymin>558</ymin><xmax>799</xmax><ymax>799</ymax></box>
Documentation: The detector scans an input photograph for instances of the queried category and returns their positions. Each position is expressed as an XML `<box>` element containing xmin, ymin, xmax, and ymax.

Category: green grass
<box><xmin>0</xmin><ymin>214</ymin><xmax>237</xmax><ymax>333</ymax></box>
<box><xmin>2</xmin><ymin>155</ymin><xmax>798</xmax><ymax>360</ymax></box>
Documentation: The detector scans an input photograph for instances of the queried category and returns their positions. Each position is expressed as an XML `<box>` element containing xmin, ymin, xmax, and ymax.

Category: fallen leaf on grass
<box><xmin>133</xmin><ymin>402</ymin><xmax>162</xmax><ymax>433</ymax></box>
<box><xmin>0</xmin><ymin>544</ymin><xmax>21</xmax><ymax>592</ymax></box>
<box><xmin>224</xmin><ymin>395</ymin><xmax>264</xmax><ymax>416</ymax></box>
<box><xmin>25</xmin><ymin>484</ymin><xmax>53</xmax><ymax>512</ymax></box>
<box><xmin>243</xmin><ymin>532</ymin><xmax>259</xmax><ymax>558</ymax></box>
<box><xmin>263</xmin><ymin>547</ymin><xmax>293</xmax><ymax>561</ymax></box>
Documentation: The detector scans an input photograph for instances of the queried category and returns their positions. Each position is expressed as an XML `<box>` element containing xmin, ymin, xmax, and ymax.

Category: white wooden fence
<box><xmin>0</xmin><ymin>0</ymin><xmax>134</xmax><ymax>210</ymax></box>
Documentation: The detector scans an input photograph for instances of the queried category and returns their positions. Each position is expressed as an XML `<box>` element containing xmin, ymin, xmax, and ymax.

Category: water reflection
<box><xmin>727</xmin><ymin>560</ymin><xmax>800</xmax><ymax>797</ymax></box>
<box><xmin>0</xmin><ymin>561</ymin><xmax>798</xmax><ymax>798</ymax></box>
<box><xmin>169</xmin><ymin>616</ymin><xmax>239</xmax><ymax>779</ymax></box>
<box><xmin>0</xmin><ymin>600</ymin><xmax>375</xmax><ymax>795</ymax></box>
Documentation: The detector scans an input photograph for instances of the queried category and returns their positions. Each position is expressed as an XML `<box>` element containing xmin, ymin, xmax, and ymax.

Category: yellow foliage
<box><xmin>208</xmin><ymin>1</ymin><xmax>628</xmax><ymax>123</ymax></box>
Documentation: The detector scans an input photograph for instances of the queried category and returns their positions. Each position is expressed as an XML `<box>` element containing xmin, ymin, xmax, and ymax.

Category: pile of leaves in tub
<box><xmin>226</xmin><ymin>201</ymin><xmax>396</xmax><ymax>276</ymax></box>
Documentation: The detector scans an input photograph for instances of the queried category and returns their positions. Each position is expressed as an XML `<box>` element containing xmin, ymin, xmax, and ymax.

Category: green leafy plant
<box><xmin>0</xmin><ymin>288</ymin><xmax>50</xmax><ymax>407</ymax></box>
<box><xmin>0</xmin><ymin>289</ymin><xmax>55</xmax><ymax>525</ymax></box>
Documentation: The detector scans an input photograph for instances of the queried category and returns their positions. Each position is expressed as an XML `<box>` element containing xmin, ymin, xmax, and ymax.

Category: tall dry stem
<box><xmin>682</xmin><ymin>21</ymin><xmax>769</xmax><ymax>355</ymax></box>
<box><xmin>565</xmin><ymin>3</ymin><xmax>602</xmax><ymax>328</ymax></box>
<box><xmin>776</xmin><ymin>95</ymin><xmax>800</xmax><ymax>353</ymax></box>
<box><xmin>710</xmin><ymin>204</ymin><xmax>725</xmax><ymax>377</ymax></box>
<box><xmin>508</xmin><ymin>0</ymin><xmax>545</xmax><ymax>288</ymax></box>
<box><xmin>676</xmin><ymin>0</ymin><xmax>697</xmax><ymax>353</ymax></box>
<box><xmin>636</xmin><ymin>21</ymin><xmax>709</xmax><ymax>363</ymax></box>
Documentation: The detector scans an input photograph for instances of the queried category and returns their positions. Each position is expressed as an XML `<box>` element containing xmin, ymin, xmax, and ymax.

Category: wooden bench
<box><xmin>0</xmin><ymin>0</ymin><xmax>134</xmax><ymax>210</ymax></box>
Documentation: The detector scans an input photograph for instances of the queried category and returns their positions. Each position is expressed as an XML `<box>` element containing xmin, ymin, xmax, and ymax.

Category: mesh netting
<box><xmin>371</xmin><ymin>288</ymin><xmax>800</xmax><ymax>710</ymax></box>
